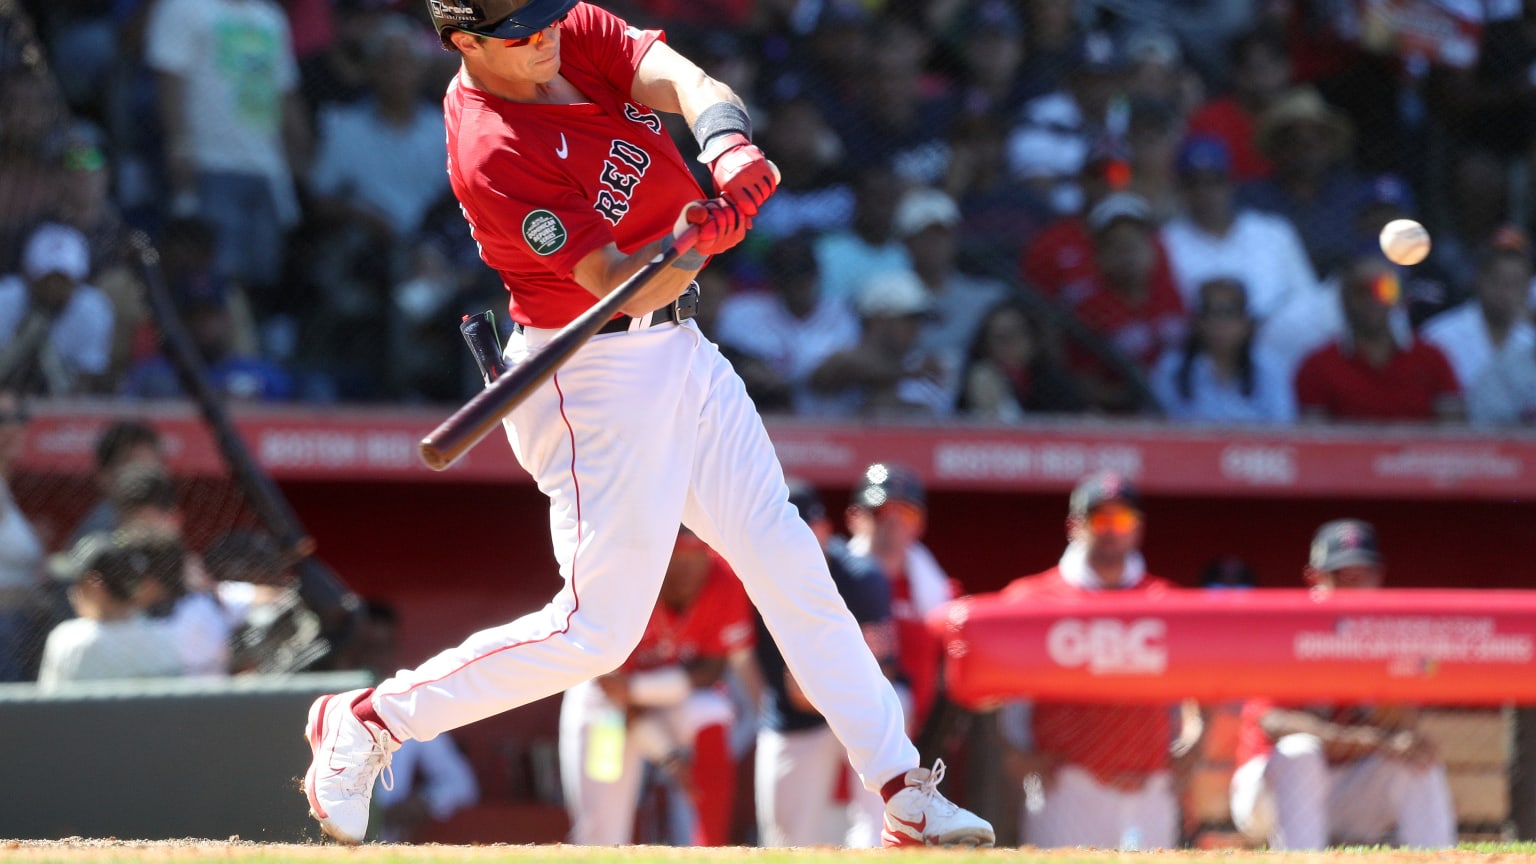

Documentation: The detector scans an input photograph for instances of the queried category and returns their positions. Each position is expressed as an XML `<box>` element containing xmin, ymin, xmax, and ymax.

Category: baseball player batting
<box><xmin>301</xmin><ymin>0</ymin><xmax>992</xmax><ymax>848</ymax></box>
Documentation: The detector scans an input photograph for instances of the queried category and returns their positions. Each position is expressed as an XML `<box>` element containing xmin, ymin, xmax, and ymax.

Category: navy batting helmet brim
<box><xmin>428</xmin><ymin>0</ymin><xmax>579</xmax><ymax>41</ymax></box>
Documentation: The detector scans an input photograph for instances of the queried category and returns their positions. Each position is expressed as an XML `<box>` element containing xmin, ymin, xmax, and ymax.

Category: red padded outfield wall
<box><xmin>930</xmin><ymin>588</ymin><xmax>1536</xmax><ymax>707</ymax></box>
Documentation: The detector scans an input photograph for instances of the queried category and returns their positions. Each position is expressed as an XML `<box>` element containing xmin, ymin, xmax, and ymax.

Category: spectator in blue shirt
<box><xmin>1151</xmin><ymin>276</ymin><xmax>1296</xmax><ymax>424</ymax></box>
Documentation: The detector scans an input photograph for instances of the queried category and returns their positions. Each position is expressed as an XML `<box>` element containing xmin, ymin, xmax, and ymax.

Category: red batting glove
<box><xmin>707</xmin><ymin>133</ymin><xmax>778</xmax><ymax>218</ymax></box>
<box><xmin>678</xmin><ymin>198</ymin><xmax>750</xmax><ymax>257</ymax></box>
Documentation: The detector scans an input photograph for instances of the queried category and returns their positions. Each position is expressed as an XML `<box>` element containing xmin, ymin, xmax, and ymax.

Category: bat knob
<box><xmin>419</xmin><ymin>440</ymin><xmax>451</xmax><ymax>472</ymax></box>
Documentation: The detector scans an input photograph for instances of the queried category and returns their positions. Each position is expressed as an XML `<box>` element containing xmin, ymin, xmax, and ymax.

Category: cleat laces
<box><xmin>916</xmin><ymin>759</ymin><xmax>959</xmax><ymax>816</ymax></box>
<box><xmin>342</xmin><ymin>726</ymin><xmax>396</xmax><ymax>798</ymax></box>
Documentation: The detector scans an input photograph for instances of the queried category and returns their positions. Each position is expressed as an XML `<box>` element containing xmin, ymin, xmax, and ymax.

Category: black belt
<box><xmin>515</xmin><ymin>283</ymin><xmax>700</xmax><ymax>335</ymax></box>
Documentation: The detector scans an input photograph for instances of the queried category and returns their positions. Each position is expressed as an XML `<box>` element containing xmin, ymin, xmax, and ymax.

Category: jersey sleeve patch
<box><xmin>521</xmin><ymin>209</ymin><xmax>569</xmax><ymax>256</ymax></box>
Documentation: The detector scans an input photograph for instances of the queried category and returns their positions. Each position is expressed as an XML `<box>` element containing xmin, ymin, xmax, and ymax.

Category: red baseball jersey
<box><xmin>1069</xmin><ymin>268</ymin><xmax>1188</xmax><ymax>372</ymax></box>
<box><xmin>624</xmin><ymin>553</ymin><xmax>754</xmax><ymax>672</ymax></box>
<box><xmin>1003</xmin><ymin>566</ymin><xmax>1177</xmax><ymax>783</ymax></box>
<box><xmin>442</xmin><ymin>3</ymin><xmax>705</xmax><ymax>328</ymax></box>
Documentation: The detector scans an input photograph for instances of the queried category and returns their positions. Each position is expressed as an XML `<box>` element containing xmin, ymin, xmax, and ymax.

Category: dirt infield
<box><xmin>4</xmin><ymin>841</ymin><xmax>1533</xmax><ymax>864</ymax></box>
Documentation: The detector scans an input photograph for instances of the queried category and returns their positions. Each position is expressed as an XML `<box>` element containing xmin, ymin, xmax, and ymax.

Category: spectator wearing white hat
<box><xmin>806</xmin><ymin>270</ymin><xmax>950</xmax><ymax>419</ymax></box>
<box><xmin>894</xmin><ymin>187</ymin><xmax>1008</xmax><ymax>404</ymax></box>
<box><xmin>0</xmin><ymin>222</ymin><xmax>114</xmax><ymax>394</ymax></box>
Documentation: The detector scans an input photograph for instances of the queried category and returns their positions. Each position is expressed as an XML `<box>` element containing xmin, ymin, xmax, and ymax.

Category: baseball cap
<box><xmin>852</xmin><ymin>462</ymin><xmax>926</xmax><ymax>510</ymax></box>
<box><xmin>48</xmin><ymin>531</ymin><xmax>158</xmax><ymax>600</ymax></box>
<box><xmin>22</xmin><ymin>222</ymin><xmax>90</xmax><ymax>281</ymax></box>
<box><xmin>893</xmin><ymin>188</ymin><xmax>961</xmax><ymax>239</ymax></box>
<box><xmin>855</xmin><ymin>270</ymin><xmax>935</xmax><ymax>318</ymax></box>
<box><xmin>1086</xmin><ymin>192</ymin><xmax>1153</xmax><ymax>234</ymax></box>
<box><xmin>784</xmin><ymin>478</ymin><xmax>827</xmax><ymax>524</ymax></box>
<box><xmin>1068</xmin><ymin>470</ymin><xmax>1142</xmax><ymax>516</ymax></box>
<box><xmin>1309</xmin><ymin>519</ymin><xmax>1382</xmax><ymax>572</ymax></box>
<box><xmin>1176</xmin><ymin>135</ymin><xmax>1232</xmax><ymax>178</ymax></box>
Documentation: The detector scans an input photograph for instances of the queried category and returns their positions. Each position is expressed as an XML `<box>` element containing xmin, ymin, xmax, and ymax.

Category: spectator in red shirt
<box><xmin>1228</xmin><ymin>519</ymin><xmax>1456</xmax><ymax>850</ymax></box>
<box><xmin>1294</xmin><ymin>256</ymin><xmax>1463</xmax><ymax>423</ymax></box>
<box><xmin>997</xmin><ymin>471</ymin><xmax>1198</xmax><ymax>850</ymax></box>
<box><xmin>1070</xmin><ymin>193</ymin><xmax>1188</xmax><ymax>413</ymax></box>
<box><xmin>1019</xmin><ymin>140</ymin><xmax>1132</xmax><ymax>305</ymax></box>
<box><xmin>1186</xmin><ymin>26</ymin><xmax>1292</xmax><ymax>182</ymax></box>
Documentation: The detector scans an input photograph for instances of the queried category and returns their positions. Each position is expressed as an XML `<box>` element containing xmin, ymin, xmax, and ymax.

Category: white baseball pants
<box><xmin>1229</xmin><ymin>733</ymin><xmax>1457</xmax><ymax>849</ymax></box>
<box><xmin>1022</xmin><ymin>765</ymin><xmax>1178</xmax><ymax>849</ymax></box>
<box><xmin>372</xmin><ymin>321</ymin><xmax>917</xmax><ymax>794</ymax></box>
<box><xmin>755</xmin><ymin>725</ymin><xmax>885</xmax><ymax>847</ymax></box>
<box><xmin>558</xmin><ymin>678</ymin><xmax>732</xmax><ymax>844</ymax></box>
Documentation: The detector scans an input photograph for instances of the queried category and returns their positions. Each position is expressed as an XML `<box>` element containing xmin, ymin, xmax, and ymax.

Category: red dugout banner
<box><xmin>930</xmin><ymin>589</ymin><xmax>1536</xmax><ymax>707</ymax></box>
<box><xmin>15</xmin><ymin>402</ymin><xmax>1536</xmax><ymax>498</ymax></box>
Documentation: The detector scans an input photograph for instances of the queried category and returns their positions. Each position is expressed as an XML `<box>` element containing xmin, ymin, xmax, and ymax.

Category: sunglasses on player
<box><xmin>1087</xmin><ymin>504</ymin><xmax>1141</xmax><ymax>535</ymax></box>
<box><xmin>498</xmin><ymin>11</ymin><xmax>569</xmax><ymax>47</ymax></box>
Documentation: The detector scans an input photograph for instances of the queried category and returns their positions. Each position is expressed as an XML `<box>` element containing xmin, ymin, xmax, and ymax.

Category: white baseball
<box><xmin>1379</xmin><ymin>218</ymin><xmax>1431</xmax><ymax>266</ymax></box>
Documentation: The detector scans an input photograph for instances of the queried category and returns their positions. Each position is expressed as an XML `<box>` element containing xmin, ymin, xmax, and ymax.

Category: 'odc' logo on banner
<box><xmin>1046</xmin><ymin>617</ymin><xmax>1168</xmax><ymax>675</ymax></box>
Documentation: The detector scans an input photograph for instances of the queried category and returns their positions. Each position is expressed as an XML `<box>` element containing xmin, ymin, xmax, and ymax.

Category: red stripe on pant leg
<box><xmin>386</xmin><ymin>372</ymin><xmax>586</xmax><ymax>697</ymax></box>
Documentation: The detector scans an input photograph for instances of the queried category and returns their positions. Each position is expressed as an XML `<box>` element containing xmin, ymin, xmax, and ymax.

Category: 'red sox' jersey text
<box><xmin>443</xmin><ymin>2</ymin><xmax>703</xmax><ymax>328</ymax></box>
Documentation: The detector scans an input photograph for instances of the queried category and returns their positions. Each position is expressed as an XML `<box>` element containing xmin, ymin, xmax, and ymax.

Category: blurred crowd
<box><xmin>0</xmin><ymin>410</ymin><xmax>331</xmax><ymax>688</ymax></box>
<box><xmin>0</xmin><ymin>0</ymin><xmax>1534</xmax><ymax>423</ymax></box>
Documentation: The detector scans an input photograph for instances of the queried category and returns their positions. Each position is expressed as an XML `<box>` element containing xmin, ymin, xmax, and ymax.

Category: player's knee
<box><xmin>1272</xmin><ymin>733</ymin><xmax>1326</xmax><ymax>762</ymax></box>
<box><xmin>1267</xmin><ymin>734</ymin><xmax>1327</xmax><ymax>786</ymax></box>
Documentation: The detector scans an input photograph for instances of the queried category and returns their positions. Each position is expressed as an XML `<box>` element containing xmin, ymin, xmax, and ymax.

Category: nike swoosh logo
<box><xmin>556</xmin><ymin>133</ymin><xmax>568</xmax><ymax>160</ymax></box>
<box><xmin>890</xmin><ymin>813</ymin><xmax>927</xmax><ymax>834</ymax></box>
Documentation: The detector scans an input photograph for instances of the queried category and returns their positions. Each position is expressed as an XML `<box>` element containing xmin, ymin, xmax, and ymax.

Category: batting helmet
<box><xmin>426</xmin><ymin>0</ymin><xmax>579</xmax><ymax>44</ymax></box>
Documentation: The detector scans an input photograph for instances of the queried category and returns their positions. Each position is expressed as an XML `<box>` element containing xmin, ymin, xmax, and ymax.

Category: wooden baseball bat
<box><xmin>419</xmin><ymin>227</ymin><xmax>699</xmax><ymax>471</ymax></box>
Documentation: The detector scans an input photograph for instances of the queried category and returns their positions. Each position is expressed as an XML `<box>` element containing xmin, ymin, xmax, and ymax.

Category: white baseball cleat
<box><xmin>881</xmin><ymin>759</ymin><xmax>996</xmax><ymax>848</ymax></box>
<box><xmin>302</xmin><ymin>688</ymin><xmax>399</xmax><ymax>844</ymax></box>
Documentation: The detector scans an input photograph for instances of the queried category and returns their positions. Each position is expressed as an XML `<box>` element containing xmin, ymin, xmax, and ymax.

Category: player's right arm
<box><xmin>1259</xmin><ymin>706</ymin><xmax>1435</xmax><ymax>765</ymax></box>
<box><xmin>569</xmin><ymin>199</ymin><xmax>748</xmax><ymax>317</ymax></box>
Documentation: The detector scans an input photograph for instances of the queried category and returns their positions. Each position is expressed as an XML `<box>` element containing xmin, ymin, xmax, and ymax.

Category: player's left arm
<box><xmin>630</xmin><ymin>41</ymin><xmax>777</xmax><ymax>216</ymax></box>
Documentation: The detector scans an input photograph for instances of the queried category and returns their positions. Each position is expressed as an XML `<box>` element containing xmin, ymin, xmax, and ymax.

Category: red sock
<box><xmin>350</xmin><ymin>689</ymin><xmax>401</xmax><ymax>744</ymax></box>
<box><xmin>881</xmin><ymin>770</ymin><xmax>913</xmax><ymax>803</ymax></box>
<box><xmin>689</xmin><ymin>723</ymin><xmax>734</xmax><ymax>846</ymax></box>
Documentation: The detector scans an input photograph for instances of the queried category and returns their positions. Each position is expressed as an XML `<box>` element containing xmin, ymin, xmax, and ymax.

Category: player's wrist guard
<box><xmin>692</xmin><ymin>102</ymin><xmax>753</xmax><ymax>164</ymax></box>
